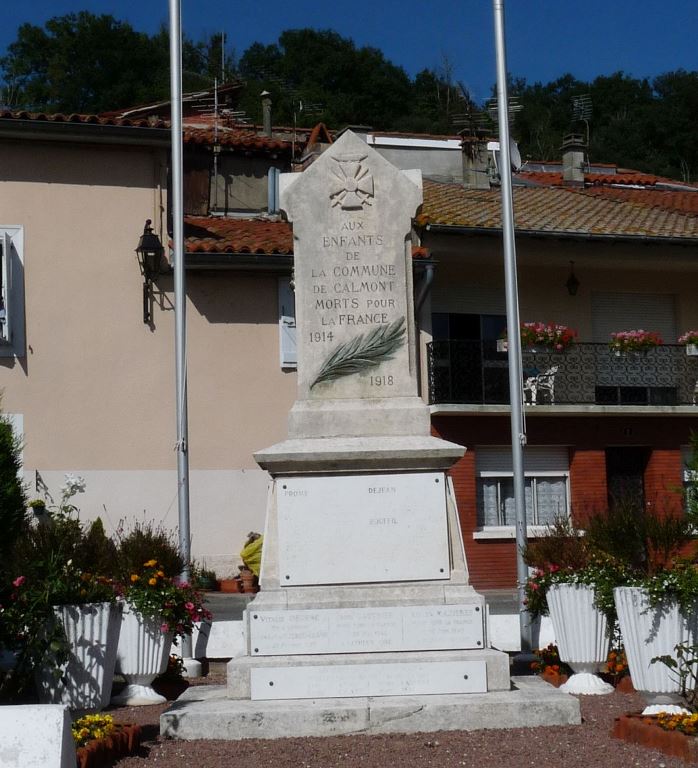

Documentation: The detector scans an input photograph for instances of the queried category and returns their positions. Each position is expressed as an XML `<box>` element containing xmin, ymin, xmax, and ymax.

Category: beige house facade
<box><xmin>0</xmin><ymin>113</ymin><xmax>298</xmax><ymax>577</ymax></box>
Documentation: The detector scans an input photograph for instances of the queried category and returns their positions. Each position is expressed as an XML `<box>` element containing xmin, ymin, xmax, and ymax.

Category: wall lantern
<box><xmin>135</xmin><ymin>219</ymin><xmax>165</xmax><ymax>323</ymax></box>
<box><xmin>566</xmin><ymin>260</ymin><xmax>580</xmax><ymax>296</ymax></box>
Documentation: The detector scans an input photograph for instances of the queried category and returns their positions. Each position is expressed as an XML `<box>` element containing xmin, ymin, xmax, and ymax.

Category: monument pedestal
<box><xmin>160</xmin><ymin>130</ymin><xmax>580</xmax><ymax>739</ymax></box>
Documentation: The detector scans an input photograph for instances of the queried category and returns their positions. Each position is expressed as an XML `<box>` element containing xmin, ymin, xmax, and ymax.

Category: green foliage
<box><xmin>122</xmin><ymin>559</ymin><xmax>210</xmax><ymax>638</ymax></box>
<box><xmin>584</xmin><ymin>494</ymin><xmax>696</xmax><ymax>575</ymax></box>
<box><xmin>652</xmin><ymin>641</ymin><xmax>698</xmax><ymax>711</ymax></box>
<box><xmin>0</xmin><ymin>410</ymin><xmax>27</xmax><ymax>573</ymax></box>
<box><xmin>114</xmin><ymin>519</ymin><xmax>185</xmax><ymax>581</ymax></box>
<box><xmin>512</xmin><ymin>69</ymin><xmax>698</xmax><ymax>181</ymax></box>
<box><xmin>0</xmin><ymin>12</ymin><xmax>234</xmax><ymax>113</ymax></box>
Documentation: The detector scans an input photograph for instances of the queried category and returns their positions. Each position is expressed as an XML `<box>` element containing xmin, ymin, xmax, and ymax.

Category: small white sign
<box><xmin>277</xmin><ymin>472</ymin><xmax>449</xmax><ymax>585</ymax></box>
<box><xmin>251</xmin><ymin>660</ymin><xmax>487</xmax><ymax>700</ymax></box>
<box><xmin>249</xmin><ymin>605</ymin><xmax>483</xmax><ymax>655</ymax></box>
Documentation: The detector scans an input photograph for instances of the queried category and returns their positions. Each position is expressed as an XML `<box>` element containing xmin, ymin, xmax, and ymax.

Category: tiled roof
<box><xmin>0</xmin><ymin>109</ymin><xmax>167</xmax><ymax>128</ymax></box>
<box><xmin>517</xmin><ymin>171</ymin><xmax>666</xmax><ymax>187</ymax></box>
<box><xmin>419</xmin><ymin>179</ymin><xmax>698</xmax><ymax>240</ymax></box>
<box><xmin>580</xmin><ymin>186</ymin><xmax>698</xmax><ymax>217</ymax></box>
<box><xmin>183</xmin><ymin>216</ymin><xmax>431</xmax><ymax>259</ymax></box>
<box><xmin>184</xmin><ymin>217</ymin><xmax>293</xmax><ymax>254</ymax></box>
<box><xmin>0</xmin><ymin>109</ymin><xmax>302</xmax><ymax>153</ymax></box>
<box><xmin>183</xmin><ymin>126</ymin><xmax>294</xmax><ymax>152</ymax></box>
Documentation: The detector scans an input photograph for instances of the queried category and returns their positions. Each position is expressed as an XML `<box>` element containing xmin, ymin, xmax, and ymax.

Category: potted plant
<box><xmin>498</xmin><ymin>322</ymin><xmax>577</xmax><ymax>353</ymax></box>
<box><xmin>111</xmin><ymin>557</ymin><xmax>210</xmax><ymax>706</ymax></box>
<box><xmin>6</xmin><ymin>492</ymin><xmax>122</xmax><ymax>709</ymax></box>
<box><xmin>679</xmin><ymin>331</ymin><xmax>698</xmax><ymax>356</ymax></box>
<box><xmin>525</xmin><ymin>553</ymin><xmax>624</xmax><ymax>694</ymax></box>
<box><xmin>584</xmin><ymin>492</ymin><xmax>698</xmax><ymax>714</ymax></box>
<box><xmin>609</xmin><ymin>329</ymin><xmax>663</xmax><ymax>356</ymax></box>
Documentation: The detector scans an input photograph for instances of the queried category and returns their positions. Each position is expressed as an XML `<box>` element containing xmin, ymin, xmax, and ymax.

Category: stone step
<box><xmin>160</xmin><ymin>676</ymin><xmax>581</xmax><ymax>740</ymax></box>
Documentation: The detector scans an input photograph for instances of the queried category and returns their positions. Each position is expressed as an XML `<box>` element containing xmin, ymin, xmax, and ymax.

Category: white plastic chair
<box><xmin>523</xmin><ymin>365</ymin><xmax>558</xmax><ymax>405</ymax></box>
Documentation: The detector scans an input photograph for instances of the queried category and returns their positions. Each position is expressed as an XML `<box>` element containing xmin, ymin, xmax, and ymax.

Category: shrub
<box><xmin>0</xmin><ymin>409</ymin><xmax>28</xmax><ymax>572</ymax></box>
<box><xmin>114</xmin><ymin>520</ymin><xmax>185</xmax><ymax>581</ymax></box>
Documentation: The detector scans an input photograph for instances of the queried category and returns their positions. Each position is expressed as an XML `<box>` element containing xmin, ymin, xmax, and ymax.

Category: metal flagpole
<box><xmin>168</xmin><ymin>0</ymin><xmax>201</xmax><ymax>676</ymax></box>
<box><xmin>492</xmin><ymin>0</ymin><xmax>532</xmax><ymax>654</ymax></box>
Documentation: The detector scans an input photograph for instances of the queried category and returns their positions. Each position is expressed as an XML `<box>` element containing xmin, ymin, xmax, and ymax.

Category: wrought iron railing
<box><xmin>427</xmin><ymin>340</ymin><xmax>698</xmax><ymax>406</ymax></box>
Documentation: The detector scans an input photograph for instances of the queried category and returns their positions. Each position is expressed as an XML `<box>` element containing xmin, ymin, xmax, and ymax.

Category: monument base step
<box><xmin>160</xmin><ymin>677</ymin><xmax>581</xmax><ymax>740</ymax></box>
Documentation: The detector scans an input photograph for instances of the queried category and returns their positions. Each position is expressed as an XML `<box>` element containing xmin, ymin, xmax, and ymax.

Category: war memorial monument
<box><xmin>161</xmin><ymin>131</ymin><xmax>580</xmax><ymax>738</ymax></box>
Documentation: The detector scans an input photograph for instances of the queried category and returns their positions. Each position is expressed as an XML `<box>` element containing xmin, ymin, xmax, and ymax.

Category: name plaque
<box><xmin>249</xmin><ymin>605</ymin><xmax>483</xmax><ymax>655</ymax></box>
<box><xmin>277</xmin><ymin>472</ymin><xmax>449</xmax><ymax>585</ymax></box>
<box><xmin>251</xmin><ymin>660</ymin><xmax>487</xmax><ymax>700</ymax></box>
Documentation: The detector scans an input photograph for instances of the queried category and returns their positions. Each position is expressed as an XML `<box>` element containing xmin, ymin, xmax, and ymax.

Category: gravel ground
<box><xmin>109</xmin><ymin>667</ymin><xmax>692</xmax><ymax>768</ymax></box>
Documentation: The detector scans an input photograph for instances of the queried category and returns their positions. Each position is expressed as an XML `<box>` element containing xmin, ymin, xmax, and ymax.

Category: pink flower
<box><xmin>12</xmin><ymin>576</ymin><xmax>25</xmax><ymax>588</ymax></box>
<box><xmin>161</xmin><ymin>622</ymin><xmax>170</xmax><ymax>633</ymax></box>
<box><xmin>184</xmin><ymin>601</ymin><xmax>194</xmax><ymax>611</ymax></box>
<box><xmin>530</xmin><ymin>582</ymin><xmax>540</xmax><ymax>591</ymax></box>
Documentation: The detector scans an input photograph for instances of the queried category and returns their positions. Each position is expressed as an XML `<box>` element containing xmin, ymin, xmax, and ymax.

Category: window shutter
<box><xmin>278</xmin><ymin>276</ymin><xmax>297</xmax><ymax>368</ymax></box>
<box><xmin>476</xmin><ymin>446</ymin><xmax>569</xmax><ymax>474</ymax></box>
<box><xmin>591</xmin><ymin>292</ymin><xmax>677</xmax><ymax>343</ymax></box>
<box><xmin>0</xmin><ymin>232</ymin><xmax>11</xmax><ymax>344</ymax></box>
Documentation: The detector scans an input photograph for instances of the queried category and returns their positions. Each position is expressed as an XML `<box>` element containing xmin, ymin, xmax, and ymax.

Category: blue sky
<box><xmin>2</xmin><ymin>1</ymin><xmax>695</xmax><ymax>103</ymax></box>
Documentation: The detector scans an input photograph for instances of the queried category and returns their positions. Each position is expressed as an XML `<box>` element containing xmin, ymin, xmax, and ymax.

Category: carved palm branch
<box><xmin>310</xmin><ymin>316</ymin><xmax>406</xmax><ymax>389</ymax></box>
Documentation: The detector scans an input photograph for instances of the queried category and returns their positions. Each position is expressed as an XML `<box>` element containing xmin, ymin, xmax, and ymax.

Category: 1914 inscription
<box><xmin>280</xmin><ymin>131</ymin><xmax>422</xmax><ymax>400</ymax></box>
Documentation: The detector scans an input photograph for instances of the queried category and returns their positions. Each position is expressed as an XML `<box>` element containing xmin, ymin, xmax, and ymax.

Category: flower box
<box><xmin>613</xmin><ymin>715</ymin><xmax>698</xmax><ymax>764</ymax></box>
<box><xmin>609</xmin><ymin>330</ymin><xmax>662</xmax><ymax>355</ymax></box>
<box><xmin>687</xmin><ymin>344</ymin><xmax>698</xmax><ymax>357</ymax></box>
<box><xmin>76</xmin><ymin>724</ymin><xmax>142</xmax><ymax>768</ymax></box>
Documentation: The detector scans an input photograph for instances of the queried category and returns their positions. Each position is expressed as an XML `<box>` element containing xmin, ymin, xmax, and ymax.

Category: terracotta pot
<box><xmin>240</xmin><ymin>568</ymin><xmax>258</xmax><ymax>593</ymax></box>
<box><xmin>218</xmin><ymin>577</ymin><xmax>243</xmax><ymax>593</ymax></box>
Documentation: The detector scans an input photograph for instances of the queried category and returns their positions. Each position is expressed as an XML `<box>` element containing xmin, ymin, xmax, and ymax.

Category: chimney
<box><xmin>561</xmin><ymin>133</ymin><xmax>586</xmax><ymax>186</ymax></box>
<box><xmin>461</xmin><ymin>134</ymin><xmax>491</xmax><ymax>190</ymax></box>
<box><xmin>261</xmin><ymin>91</ymin><xmax>272</xmax><ymax>138</ymax></box>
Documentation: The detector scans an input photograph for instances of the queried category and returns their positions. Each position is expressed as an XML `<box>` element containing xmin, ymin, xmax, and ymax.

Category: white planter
<box><xmin>36</xmin><ymin>601</ymin><xmax>122</xmax><ymax>711</ymax></box>
<box><xmin>547</xmin><ymin>584</ymin><xmax>613</xmax><ymax>695</ymax></box>
<box><xmin>686</xmin><ymin>344</ymin><xmax>698</xmax><ymax>356</ymax></box>
<box><xmin>614</xmin><ymin>586</ymin><xmax>692</xmax><ymax>715</ymax></box>
<box><xmin>111</xmin><ymin>605</ymin><xmax>174</xmax><ymax>706</ymax></box>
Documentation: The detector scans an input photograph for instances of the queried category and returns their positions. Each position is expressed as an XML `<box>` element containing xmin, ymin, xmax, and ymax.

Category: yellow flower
<box><xmin>130</xmin><ymin>574</ymin><xmax>139</xmax><ymax>582</ymax></box>
<box><xmin>148</xmin><ymin>577</ymin><xmax>158</xmax><ymax>586</ymax></box>
<box><xmin>144</xmin><ymin>559</ymin><xmax>157</xmax><ymax>568</ymax></box>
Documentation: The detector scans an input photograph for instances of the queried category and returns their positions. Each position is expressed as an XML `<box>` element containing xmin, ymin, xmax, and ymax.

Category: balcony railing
<box><xmin>427</xmin><ymin>341</ymin><xmax>698</xmax><ymax>407</ymax></box>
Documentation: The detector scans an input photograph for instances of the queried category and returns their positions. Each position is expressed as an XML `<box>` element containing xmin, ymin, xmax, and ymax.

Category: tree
<box><xmin>0</xmin><ymin>12</ymin><xmax>233</xmax><ymax>113</ymax></box>
<box><xmin>238</xmin><ymin>29</ymin><xmax>413</xmax><ymax>130</ymax></box>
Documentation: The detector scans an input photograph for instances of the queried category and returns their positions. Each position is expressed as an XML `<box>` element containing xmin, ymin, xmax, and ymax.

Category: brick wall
<box><xmin>432</xmin><ymin>415</ymin><xmax>695</xmax><ymax>590</ymax></box>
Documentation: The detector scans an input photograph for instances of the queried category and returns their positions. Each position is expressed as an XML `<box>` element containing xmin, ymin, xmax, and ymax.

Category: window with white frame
<box><xmin>475</xmin><ymin>446</ymin><xmax>570</xmax><ymax>533</ymax></box>
<box><xmin>0</xmin><ymin>226</ymin><xmax>26</xmax><ymax>358</ymax></box>
<box><xmin>278</xmin><ymin>276</ymin><xmax>296</xmax><ymax>369</ymax></box>
<box><xmin>682</xmin><ymin>445</ymin><xmax>697</xmax><ymax>513</ymax></box>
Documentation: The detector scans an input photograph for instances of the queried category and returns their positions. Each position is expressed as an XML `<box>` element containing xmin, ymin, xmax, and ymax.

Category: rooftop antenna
<box><xmin>221</xmin><ymin>31</ymin><xmax>225</xmax><ymax>82</ymax></box>
<box><xmin>213</xmin><ymin>78</ymin><xmax>220</xmax><ymax>211</ymax></box>
<box><xmin>571</xmin><ymin>93</ymin><xmax>592</xmax><ymax>150</ymax></box>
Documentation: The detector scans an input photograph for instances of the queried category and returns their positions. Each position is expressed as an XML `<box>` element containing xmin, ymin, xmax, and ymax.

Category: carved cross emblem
<box><xmin>329</xmin><ymin>155</ymin><xmax>374</xmax><ymax>209</ymax></box>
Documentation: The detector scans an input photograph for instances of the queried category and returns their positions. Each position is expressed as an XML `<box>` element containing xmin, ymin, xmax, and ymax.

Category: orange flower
<box><xmin>144</xmin><ymin>559</ymin><xmax>158</xmax><ymax>568</ymax></box>
<box><xmin>148</xmin><ymin>577</ymin><xmax>158</xmax><ymax>586</ymax></box>
<box><xmin>130</xmin><ymin>574</ymin><xmax>139</xmax><ymax>582</ymax></box>
<box><xmin>157</xmin><ymin>570</ymin><xmax>165</xmax><ymax>578</ymax></box>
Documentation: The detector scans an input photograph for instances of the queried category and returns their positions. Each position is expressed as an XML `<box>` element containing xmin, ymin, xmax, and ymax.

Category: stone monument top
<box><xmin>256</xmin><ymin>130</ymin><xmax>463</xmax><ymax>472</ymax></box>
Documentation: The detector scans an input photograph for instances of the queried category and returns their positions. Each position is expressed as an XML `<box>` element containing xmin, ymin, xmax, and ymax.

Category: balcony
<box><xmin>427</xmin><ymin>341</ymin><xmax>698</xmax><ymax>408</ymax></box>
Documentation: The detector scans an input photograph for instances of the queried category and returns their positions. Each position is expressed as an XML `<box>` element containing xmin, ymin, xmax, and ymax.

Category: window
<box><xmin>682</xmin><ymin>445</ymin><xmax>698</xmax><ymax>513</ymax></box>
<box><xmin>474</xmin><ymin>446</ymin><xmax>570</xmax><ymax>537</ymax></box>
<box><xmin>0</xmin><ymin>227</ymin><xmax>25</xmax><ymax>358</ymax></box>
<box><xmin>278</xmin><ymin>276</ymin><xmax>296</xmax><ymax>368</ymax></box>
